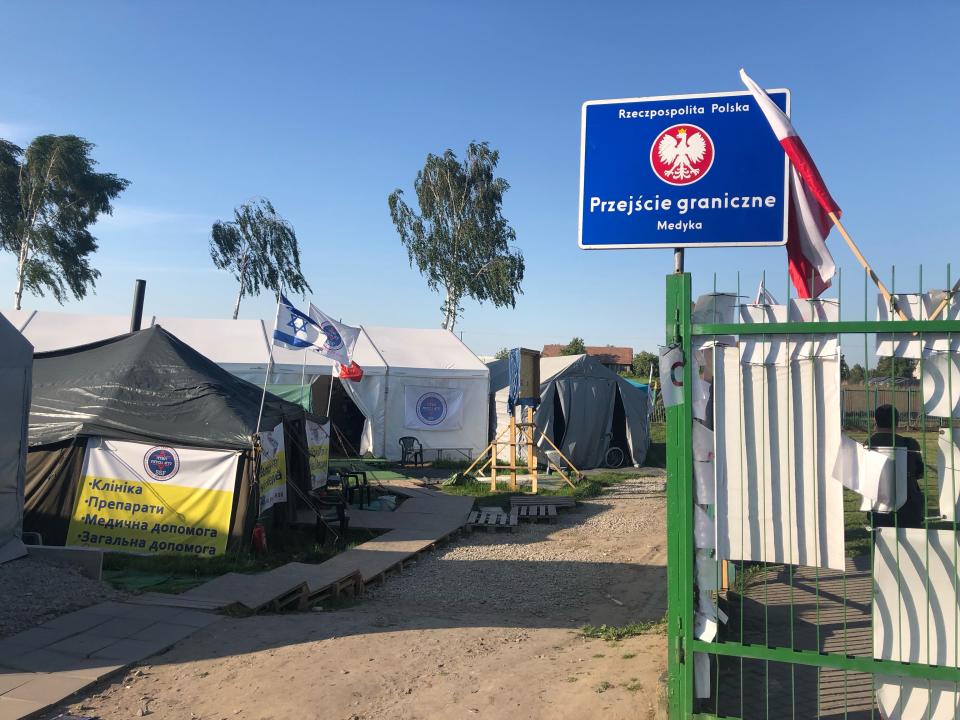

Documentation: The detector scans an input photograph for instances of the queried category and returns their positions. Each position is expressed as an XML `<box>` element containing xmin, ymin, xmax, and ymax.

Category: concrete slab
<box><xmin>128</xmin><ymin>622</ymin><xmax>197</xmax><ymax>644</ymax></box>
<box><xmin>2</xmin><ymin>649</ymin><xmax>89</xmax><ymax>674</ymax></box>
<box><xmin>0</xmin><ymin>673</ymin><xmax>34</xmax><ymax>695</ymax></box>
<box><xmin>26</xmin><ymin>545</ymin><xmax>102</xmax><ymax>580</ymax></box>
<box><xmin>47</xmin><ymin>631</ymin><xmax>119</xmax><ymax>658</ymax></box>
<box><xmin>182</xmin><ymin>573</ymin><xmax>306</xmax><ymax>612</ymax></box>
<box><xmin>0</xmin><ymin>695</ymin><xmax>44</xmax><ymax>720</ymax></box>
<box><xmin>171</xmin><ymin>609</ymin><xmax>221</xmax><ymax>628</ymax></box>
<box><xmin>125</xmin><ymin>593</ymin><xmax>222</xmax><ymax>611</ymax></box>
<box><xmin>92</xmin><ymin>613</ymin><xmax>157</xmax><ymax>639</ymax></box>
<box><xmin>0</xmin><ymin>626</ymin><xmax>74</xmax><ymax>649</ymax></box>
<box><xmin>35</xmin><ymin>610</ymin><xmax>112</xmax><ymax>635</ymax></box>
<box><xmin>56</xmin><ymin>658</ymin><xmax>125</xmax><ymax>682</ymax></box>
<box><xmin>91</xmin><ymin>637</ymin><xmax>177</xmax><ymax>663</ymax></box>
<box><xmin>2</xmin><ymin>672</ymin><xmax>91</xmax><ymax>704</ymax></box>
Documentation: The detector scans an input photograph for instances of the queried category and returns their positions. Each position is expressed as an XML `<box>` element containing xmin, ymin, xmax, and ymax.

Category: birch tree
<box><xmin>209</xmin><ymin>199</ymin><xmax>311</xmax><ymax>319</ymax></box>
<box><xmin>0</xmin><ymin>135</ymin><xmax>129</xmax><ymax>310</ymax></box>
<box><xmin>388</xmin><ymin>142</ymin><xmax>524</xmax><ymax>331</ymax></box>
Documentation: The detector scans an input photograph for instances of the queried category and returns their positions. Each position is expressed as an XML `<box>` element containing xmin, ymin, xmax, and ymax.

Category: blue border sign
<box><xmin>579</xmin><ymin>89</ymin><xmax>790</xmax><ymax>249</ymax></box>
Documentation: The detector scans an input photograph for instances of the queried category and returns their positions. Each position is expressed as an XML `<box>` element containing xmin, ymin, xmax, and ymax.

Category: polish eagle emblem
<box><xmin>650</xmin><ymin>125</ymin><xmax>714</xmax><ymax>186</ymax></box>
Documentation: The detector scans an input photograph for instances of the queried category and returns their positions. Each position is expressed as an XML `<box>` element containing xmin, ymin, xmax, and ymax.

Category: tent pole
<box><xmin>255</xmin><ymin>293</ymin><xmax>282</xmax><ymax>435</ymax></box>
<box><xmin>300</xmin><ymin>349</ymin><xmax>308</xmax><ymax>409</ymax></box>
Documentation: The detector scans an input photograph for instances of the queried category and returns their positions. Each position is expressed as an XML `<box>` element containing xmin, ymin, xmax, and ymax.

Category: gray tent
<box><xmin>0</xmin><ymin>313</ymin><xmax>32</xmax><ymax>562</ymax></box>
<box><xmin>488</xmin><ymin>354</ymin><xmax>651</xmax><ymax>469</ymax></box>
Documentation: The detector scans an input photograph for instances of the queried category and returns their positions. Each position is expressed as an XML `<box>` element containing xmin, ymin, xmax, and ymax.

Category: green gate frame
<box><xmin>664</xmin><ymin>271</ymin><xmax>960</xmax><ymax>718</ymax></box>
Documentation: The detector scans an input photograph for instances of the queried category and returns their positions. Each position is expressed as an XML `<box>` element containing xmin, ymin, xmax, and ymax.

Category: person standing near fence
<box><xmin>870</xmin><ymin>404</ymin><xmax>925</xmax><ymax>528</ymax></box>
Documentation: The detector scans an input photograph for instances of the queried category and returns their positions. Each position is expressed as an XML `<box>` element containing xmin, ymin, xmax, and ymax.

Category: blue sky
<box><xmin>3</xmin><ymin>1</ymin><xmax>958</xmax><ymax>358</ymax></box>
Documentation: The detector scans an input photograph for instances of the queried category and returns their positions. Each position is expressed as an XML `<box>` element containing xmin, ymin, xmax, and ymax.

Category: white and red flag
<box><xmin>740</xmin><ymin>69</ymin><xmax>840</xmax><ymax>298</ymax></box>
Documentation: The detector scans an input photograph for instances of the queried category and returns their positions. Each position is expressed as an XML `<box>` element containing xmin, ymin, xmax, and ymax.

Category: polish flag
<box><xmin>740</xmin><ymin>69</ymin><xmax>840</xmax><ymax>298</ymax></box>
<box><xmin>339</xmin><ymin>360</ymin><xmax>364</xmax><ymax>382</ymax></box>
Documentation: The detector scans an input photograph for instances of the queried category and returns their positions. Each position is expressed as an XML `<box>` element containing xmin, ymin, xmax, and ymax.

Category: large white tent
<box><xmin>347</xmin><ymin>326</ymin><xmax>490</xmax><ymax>460</ymax></box>
<box><xmin>3</xmin><ymin>311</ymin><xmax>489</xmax><ymax>462</ymax></box>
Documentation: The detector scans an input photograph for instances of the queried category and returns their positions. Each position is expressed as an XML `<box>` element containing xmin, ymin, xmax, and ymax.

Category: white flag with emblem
<box><xmin>307</xmin><ymin>304</ymin><xmax>360</xmax><ymax>367</ymax></box>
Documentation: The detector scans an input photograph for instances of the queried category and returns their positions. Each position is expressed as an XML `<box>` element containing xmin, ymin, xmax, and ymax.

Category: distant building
<box><xmin>541</xmin><ymin>344</ymin><xmax>633</xmax><ymax>374</ymax></box>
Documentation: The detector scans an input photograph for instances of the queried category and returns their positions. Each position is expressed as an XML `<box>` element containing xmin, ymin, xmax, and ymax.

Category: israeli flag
<box><xmin>272</xmin><ymin>294</ymin><xmax>324</xmax><ymax>351</ymax></box>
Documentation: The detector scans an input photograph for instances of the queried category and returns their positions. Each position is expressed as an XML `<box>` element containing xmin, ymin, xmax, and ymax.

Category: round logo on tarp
<box><xmin>650</xmin><ymin>124</ymin><xmax>715</xmax><ymax>186</ymax></box>
<box><xmin>144</xmin><ymin>447</ymin><xmax>180</xmax><ymax>481</ymax></box>
<box><xmin>320</xmin><ymin>321</ymin><xmax>344</xmax><ymax>351</ymax></box>
<box><xmin>416</xmin><ymin>392</ymin><xmax>447</xmax><ymax>426</ymax></box>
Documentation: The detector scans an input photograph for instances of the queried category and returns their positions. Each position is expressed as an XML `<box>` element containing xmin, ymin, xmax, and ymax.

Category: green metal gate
<box><xmin>665</xmin><ymin>269</ymin><xmax>960</xmax><ymax>718</ymax></box>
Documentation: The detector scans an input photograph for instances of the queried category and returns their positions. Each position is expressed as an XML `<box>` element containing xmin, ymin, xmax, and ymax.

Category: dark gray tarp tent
<box><xmin>0</xmin><ymin>313</ymin><xmax>32</xmax><ymax>562</ymax></box>
<box><xmin>488</xmin><ymin>354</ymin><xmax>651</xmax><ymax>469</ymax></box>
<box><xmin>24</xmin><ymin>326</ymin><xmax>312</xmax><ymax>549</ymax></box>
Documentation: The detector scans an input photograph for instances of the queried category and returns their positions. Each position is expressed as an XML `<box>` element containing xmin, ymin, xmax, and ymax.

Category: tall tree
<box><xmin>494</xmin><ymin>347</ymin><xmax>509</xmax><ymax>360</ymax></box>
<box><xmin>0</xmin><ymin>135</ymin><xmax>129</xmax><ymax>310</ymax></box>
<box><xmin>210</xmin><ymin>199</ymin><xmax>311</xmax><ymax>319</ymax></box>
<box><xmin>560</xmin><ymin>337</ymin><xmax>586</xmax><ymax>356</ymax></box>
<box><xmin>388</xmin><ymin>142</ymin><xmax>524</xmax><ymax>331</ymax></box>
<box><xmin>872</xmin><ymin>356</ymin><xmax>917</xmax><ymax>379</ymax></box>
<box><xmin>848</xmin><ymin>363</ymin><xmax>866</xmax><ymax>385</ymax></box>
<box><xmin>632</xmin><ymin>350</ymin><xmax>659</xmax><ymax>380</ymax></box>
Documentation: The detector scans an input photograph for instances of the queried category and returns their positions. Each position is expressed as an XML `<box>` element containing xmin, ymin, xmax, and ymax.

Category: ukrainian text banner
<box><xmin>258</xmin><ymin>422</ymin><xmax>287</xmax><ymax>512</ymax></box>
<box><xmin>67</xmin><ymin>438</ymin><xmax>239</xmax><ymax>556</ymax></box>
<box><xmin>306</xmin><ymin>419</ymin><xmax>331</xmax><ymax>489</ymax></box>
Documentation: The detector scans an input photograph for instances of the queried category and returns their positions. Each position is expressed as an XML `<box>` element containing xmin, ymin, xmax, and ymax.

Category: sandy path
<box><xmin>50</xmin><ymin>477</ymin><xmax>667</xmax><ymax>720</ymax></box>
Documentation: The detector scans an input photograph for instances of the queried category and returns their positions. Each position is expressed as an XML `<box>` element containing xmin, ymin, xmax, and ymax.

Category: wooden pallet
<box><xmin>515</xmin><ymin>504</ymin><xmax>558</xmax><ymax>523</ymax></box>
<box><xmin>509</xmin><ymin>495</ymin><xmax>576</xmax><ymax>508</ymax></box>
<box><xmin>466</xmin><ymin>508</ymin><xmax>518</xmax><ymax>532</ymax></box>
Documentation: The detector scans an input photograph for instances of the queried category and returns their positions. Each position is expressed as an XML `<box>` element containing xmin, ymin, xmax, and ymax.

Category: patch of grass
<box><xmin>579</xmin><ymin>618</ymin><xmax>666</xmax><ymax>641</ymax></box>
<box><xmin>592</xmin><ymin>653</ymin><xmax>605</xmax><ymax>658</ymax></box>
<box><xmin>565</xmin><ymin>676</ymin><xmax>578</xmax><ymax>683</ymax></box>
<box><xmin>645</xmin><ymin>422</ymin><xmax>666</xmax><ymax>468</ymax></box>
<box><xmin>623</xmin><ymin>680</ymin><xmax>643</xmax><ymax>692</ymax></box>
<box><xmin>729</xmin><ymin>562</ymin><xmax>767</xmax><ymax>595</ymax></box>
<box><xmin>595</xmin><ymin>680</ymin><xmax>614</xmax><ymax>694</ymax></box>
<box><xmin>621</xmin><ymin>652</ymin><xmax>637</xmax><ymax>659</ymax></box>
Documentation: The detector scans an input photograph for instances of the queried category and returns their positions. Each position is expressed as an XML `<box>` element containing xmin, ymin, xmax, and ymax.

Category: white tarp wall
<box><xmin>0</xmin><ymin>313</ymin><xmax>32</xmax><ymax>562</ymax></box>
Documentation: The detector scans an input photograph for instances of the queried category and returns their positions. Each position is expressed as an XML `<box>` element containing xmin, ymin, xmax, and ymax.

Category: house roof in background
<box><xmin>541</xmin><ymin>344</ymin><xmax>633</xmax><ymax>366</ymax></box>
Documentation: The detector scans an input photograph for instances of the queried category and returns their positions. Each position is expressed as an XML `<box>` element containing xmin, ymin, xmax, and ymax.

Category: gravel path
<box><xmin>0</xmin><ymin>555</ymin><xmax>122</xmax><ymax>638</ymax></box>
<box><xmin>366</xmin><ymin>474</ymin><xmax>667</xmax><ymax>621</ymax></box>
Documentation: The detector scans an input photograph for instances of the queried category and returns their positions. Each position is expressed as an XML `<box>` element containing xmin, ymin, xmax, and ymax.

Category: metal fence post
<box><xmin>665</xmin><ymin>272</ymin><xmax>694</xmax><ymax>718</ymax></box>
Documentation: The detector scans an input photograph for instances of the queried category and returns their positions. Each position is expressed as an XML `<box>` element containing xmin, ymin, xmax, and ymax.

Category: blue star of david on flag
<box><xmin>272</xmin><ymin>294</ymin><xmax>323</xmax><ymax>351</ymax></box>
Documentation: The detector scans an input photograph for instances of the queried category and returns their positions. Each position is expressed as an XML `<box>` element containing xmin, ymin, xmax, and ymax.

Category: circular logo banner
<box><xmin>650</xmin><ymin>124</ymin><xmax>715</xmax><ymax>186</ymax></box>
<box><xmin>320</xmin><ymin>321</ymin><xmax>344</xmax><ymax>352</ymax></box>
<box><xmin>416</xmin><ymin>392</ymin><xmax>448</xmax><ymax>426</ymax></box>
<box><xmin>143</xmin><ymin>446</ymin><xmax>180</xmax><ymax>481</ymax></box>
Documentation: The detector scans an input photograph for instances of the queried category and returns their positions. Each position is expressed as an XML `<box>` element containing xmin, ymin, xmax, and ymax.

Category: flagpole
<box><xmin>255</xmin><ymin>292</ymin><xmax>281</xmax><ymax>435</ymax></box>
<box><xmin>325</xmin><ymin>364</ymin><xmax>335</xmax><ymax>420</ymax></box>
<box><xmin>827</xmin><ymin>212</ymin><xmax>909</xmax><ymax>322</ymax></box>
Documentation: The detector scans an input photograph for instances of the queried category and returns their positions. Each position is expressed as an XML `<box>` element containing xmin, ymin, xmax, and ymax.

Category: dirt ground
<box><xmin>49</xmin><ymin>477</ymin><xmax>667</xmax><ymax>720</ymax></box>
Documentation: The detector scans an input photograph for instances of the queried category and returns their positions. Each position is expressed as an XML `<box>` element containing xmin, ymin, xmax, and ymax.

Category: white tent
<box><xmin>3</xmin><ymin>311</ymin><xmax>489</xmax><ymax>462</ymax></box>
<box><xmin>347</xmin><ymin>326</ymin><xmax>489</xmax><ymax>460</ymax></box>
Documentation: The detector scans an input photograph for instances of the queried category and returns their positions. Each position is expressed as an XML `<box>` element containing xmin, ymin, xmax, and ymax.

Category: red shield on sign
<box><xmin>650</xmin><ymin>124</ymin><xmax>715</xmax><ymax>186</ymax></box>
